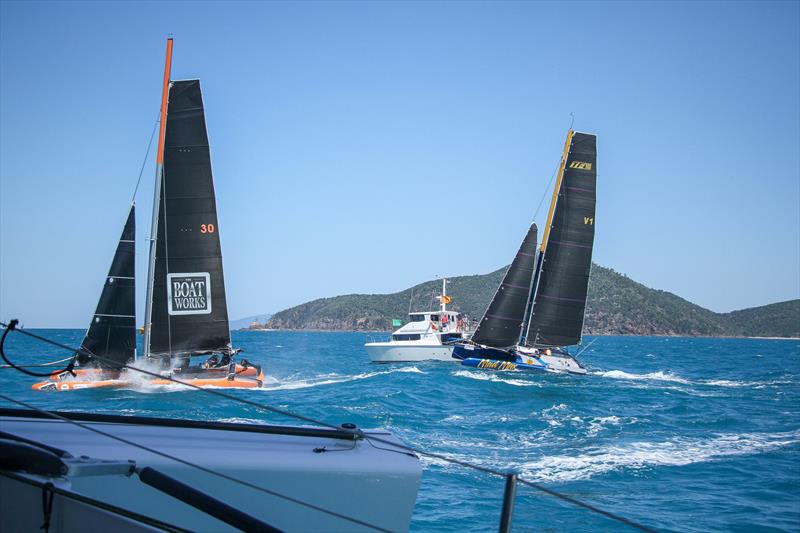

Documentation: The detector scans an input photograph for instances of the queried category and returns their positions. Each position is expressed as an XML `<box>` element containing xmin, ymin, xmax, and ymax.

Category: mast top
<box><xmin>155</xmin><ymin>38</ymin><xmax>174</xmax><ymax>166</ymax></box>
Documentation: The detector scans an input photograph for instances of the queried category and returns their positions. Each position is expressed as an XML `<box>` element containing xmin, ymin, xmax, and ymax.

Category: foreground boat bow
<box><xmin>0</xmin><ymin>408</ymin><xmax>421</xmax><ymax>532</ymax></box>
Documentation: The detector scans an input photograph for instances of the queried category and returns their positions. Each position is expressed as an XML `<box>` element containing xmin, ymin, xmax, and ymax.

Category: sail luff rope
<box><xmin>0</xmin><ymin>323</ymin><xmax>655</xmax><ymax>533</ymax></box>
<box><xmin>0</xmin><ymin>392</ymin><xmax>394</xmax><ymax>533</ymax></box>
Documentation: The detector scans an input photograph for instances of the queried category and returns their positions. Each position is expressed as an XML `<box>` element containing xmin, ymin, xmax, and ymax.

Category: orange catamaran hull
<box><xmin>32</xmin><ymin>365</ymin><xmax>266</xmax><ymax>391</ymax></box>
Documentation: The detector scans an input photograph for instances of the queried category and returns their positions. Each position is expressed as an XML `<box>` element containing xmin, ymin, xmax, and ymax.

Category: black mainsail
<box><xmin>147</xmin><ymin>80</ymin><xmax>232</xmax><ymax>358</ymax></box>
<box><xmin>76</xmin><ymin>205</ymin><xmax>136</xmax><ymax>368</ymax></box>
<box><xmin>471</xmin><ymin>223</ymin><xmax>538</xmax><ymax>348</ymax></box>
<box><xmin>525</xmin><ymin>131</ymin><xmax>597</xmax><ymax>347</ymax></box>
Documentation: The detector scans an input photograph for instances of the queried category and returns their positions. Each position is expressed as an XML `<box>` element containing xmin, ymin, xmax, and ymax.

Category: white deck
<box><xmin>0</xmin><ymin>414</ymin><xmax>421</xmax><ymax>532</ymax></box>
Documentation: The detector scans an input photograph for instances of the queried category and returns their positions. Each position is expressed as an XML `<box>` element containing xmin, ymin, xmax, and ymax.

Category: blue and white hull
<box><xmin>452</xmin><ymin>343</ymin><xmax>587</xmax><ymax>375</ymax></box>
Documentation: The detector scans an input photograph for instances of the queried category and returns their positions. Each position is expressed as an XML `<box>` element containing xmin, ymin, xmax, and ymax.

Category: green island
<box><xmin>261</xmin><ymin>264</ymin><xmax>800</xmax><ymax>338</ymax></box>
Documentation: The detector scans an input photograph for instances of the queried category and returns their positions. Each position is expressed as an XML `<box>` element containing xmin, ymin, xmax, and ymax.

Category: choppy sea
<box><xmin>2</xmin><ymin>330</ymin><xmax>798</xmax><ymax>532</ymax></box>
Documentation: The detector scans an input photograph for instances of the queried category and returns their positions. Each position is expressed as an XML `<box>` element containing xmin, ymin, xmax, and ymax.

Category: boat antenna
<box><xmin>569</xmin><ymin>111</ymin><xmax>575</xmax><ymax>131</ymax></box>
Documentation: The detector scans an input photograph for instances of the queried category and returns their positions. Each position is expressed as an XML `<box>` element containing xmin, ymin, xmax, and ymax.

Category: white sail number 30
<box><xmin>200</xmin><ymin>224</ymin><xmax>216</xmax><ymax>234</ymax></box>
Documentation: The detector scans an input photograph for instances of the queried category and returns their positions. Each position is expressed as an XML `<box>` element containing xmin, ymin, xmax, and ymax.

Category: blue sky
<box><xmin>1</xmin><ymin>1</ymin><xmax>798</xmax><ymax>327</ymax></box>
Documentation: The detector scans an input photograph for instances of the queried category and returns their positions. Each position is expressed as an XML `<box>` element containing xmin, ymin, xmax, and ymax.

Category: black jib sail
<box><xmin>149</xmin><ymin>80</ymin><xmax>232</xmax><ymax>358</ymax></box>
<box><xmin>525</xmin><ymin>131</ymin><xmax>597</xmax><ymax>347</ymax></box>
<box><xmin>471</xmin><ymin>223</ymin><xmax>538</xmax><ymax>348</ymax></box>
<box><xmin>77</xmin><ymin>205</ymin><xmax>136</xmax><ymax>368</ymax></box>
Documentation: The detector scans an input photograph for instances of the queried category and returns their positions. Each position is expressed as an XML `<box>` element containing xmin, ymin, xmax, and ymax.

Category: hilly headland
<box><xmin>258</xmin><ymin>264</ymin><xmax>799</xmax><ymax>338</ymax></box>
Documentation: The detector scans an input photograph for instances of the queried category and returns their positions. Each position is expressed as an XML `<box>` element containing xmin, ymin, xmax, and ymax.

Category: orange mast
<box><xmin>143</xmin><ymin>38</ymin><xmax>174</xmax><ymax>358</ymax></box>
<box><xmin>156</xmin><ymin>38</ymin><xmax>173</xmax><ymax>165</ymax></box>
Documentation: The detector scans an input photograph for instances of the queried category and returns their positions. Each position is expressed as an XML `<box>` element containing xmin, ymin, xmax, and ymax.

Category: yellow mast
<box><xmin>539</xmin><ymin>129</ymin><xmax>573</xmax><ymax>253</ymax></box>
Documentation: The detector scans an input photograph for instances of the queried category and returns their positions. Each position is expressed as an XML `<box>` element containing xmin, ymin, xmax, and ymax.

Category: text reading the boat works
<box><xmin>167</xmin><ymin>273</ymin><xmax>212</xmax><ymax>315</ymax></box>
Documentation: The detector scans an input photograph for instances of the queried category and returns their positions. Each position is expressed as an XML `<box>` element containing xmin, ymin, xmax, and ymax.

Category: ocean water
<box><xmin>1</xmin><ymin>330</ymin><xmax>798</xmax><ymax>532</ymax></box>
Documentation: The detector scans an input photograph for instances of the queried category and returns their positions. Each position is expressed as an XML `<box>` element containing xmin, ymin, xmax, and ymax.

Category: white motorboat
<box><xmin>365</xmin><ymin>279</ymin><xmax>467</xmax><ymax>362</ymax></box>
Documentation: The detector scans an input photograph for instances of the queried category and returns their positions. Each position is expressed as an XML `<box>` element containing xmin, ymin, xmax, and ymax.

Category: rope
<box><xmin>531</xmin><ymin>155</ymin><xmax>561</xmax><ymax>224</ymax></box>
<box><xmin>0</xmin><ymin>321</ymin><xmax>76</xmax><ymax>377</ymax></box>
<box><xmin>131</xmin><ymin>114</ymin><xmax>160</xmax><ymax>202</ymax></box>
<box><xmin>0</xmin><ymin>322</ymin><xmax>656</xmax><ymax>532</ymax></box>
<box><xmin>0</xmin><ymin>355</ymin><xmax>74</xmax><ymax>369</ymax></box>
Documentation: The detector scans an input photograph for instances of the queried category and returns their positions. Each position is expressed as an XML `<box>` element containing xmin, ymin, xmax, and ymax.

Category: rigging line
<box><xmin>0</xmin><ymin>322</ymin><xmax>76</xmax><ymax>377</ymax></box>
<box><xmin>516</xmin><ymin>478</ymin><xmax>656</xmax><ymax>533</ymax></box>
<box><xmin>576</xmin><ymin>337</ymin><xmax>599</xmax><ymax>358</ymax></box>
<box><xmin>0</xmin><ymin>355</ymin><xmax>74</xmax><ymax>369</ymax></box>
<box><xmin>0</xmin><ymin>322</ymin><xmax>342</xmax><ymax>431</ymax></box>
<box><xmin>1</xmin><ymin>324</ymin><xmax>654</xmax><ymax>532</ymax></box>
<box><xmin>531</xmin><ymin>155</ymin><xmax>562</xmax><ymax>224</ymax></box>
<box><xmin>0</xmin><ymin>393</ymin><xmax>394</xmax><ymax>533</ymax></box>
<box><xmin>131</xmin><ymin>113</ymin><xmax>161</xmax><ymax>202</ymax></box>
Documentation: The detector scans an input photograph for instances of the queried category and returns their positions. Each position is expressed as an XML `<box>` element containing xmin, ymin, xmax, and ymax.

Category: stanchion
<box><xmin>499</xmin><ymin>472</ymin><xmax>517</xmax><ymax>533</ymax></box>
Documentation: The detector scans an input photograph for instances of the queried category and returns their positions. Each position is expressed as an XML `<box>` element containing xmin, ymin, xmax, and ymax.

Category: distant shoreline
<box><xmin>240</xmin><ymin>328</ymin><xmax>800</xmax><ymax>340</ymax></box>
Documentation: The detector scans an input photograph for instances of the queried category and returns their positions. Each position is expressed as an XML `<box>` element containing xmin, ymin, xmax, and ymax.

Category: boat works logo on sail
<box><xmin>167</xmin><ymin>273</ymin><xmax>212</xmax><ymax>315</ymax></box>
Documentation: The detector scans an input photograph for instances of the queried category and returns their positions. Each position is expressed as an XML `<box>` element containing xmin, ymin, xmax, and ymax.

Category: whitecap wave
<box><xmin>586</xmin><ymin>415</ymin><xmax>625</xmax><ymax>437</ymax></box>
<box><xmin>594</xmin><ymin>370</ymin><xmax>691</xmax><ymax>384</ymax></box>
<box><xmin>518</xmin><ymin>429</ymin><xmax>800</xmax><ymax>482</ymax></box>
<box><xmin>265</xmin><ymin>366</ymin><xmax>423</xmax><ymax>391</ymax></box>
<box><xmin>452</xmin><ymin>370</ymin><xmax>538</xmax><ymax>387</ymax></box>
<box><xmin>703</xmin><ymin>378</ymin><xmax>793</xmax><ymax>388</ymax></box>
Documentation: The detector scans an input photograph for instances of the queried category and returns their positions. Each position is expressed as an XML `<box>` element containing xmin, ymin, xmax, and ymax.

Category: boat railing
<box><xmin>0</xmin><ymin>321</ymin><xmax>656</xmax><ymax>533</ymax></box>
<box><xmin>365</xmin><ymin>333</ymin><xmax>391</xmax><ymax>344</ymax></box>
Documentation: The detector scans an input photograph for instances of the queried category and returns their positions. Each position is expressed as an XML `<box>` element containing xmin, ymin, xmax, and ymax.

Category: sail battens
<box><xmin>548</xmin><ymin>240</ymin><xmax>592</xmax><ymax>249</ymax></box>
<box><xmin>485</xmin><ymin>313</ymin><xmax>523</xmax><ymax>322</ymax></box>
<box><xmin>471</xmin><ymin>224</ymin><xmax>538</xmax><ymax>348</ymax></box>
<box><xmin>149</xmin><ymin>79</ymin><xmax>231</xmax><ymax>358</ymax></box>
<box><xmin>537</xmin><ymin>294</ymin><xmax>585</xmax><ymax>303</ymax></box>
<box><xmin>77</xmin><ymin>206</ymin><xmax>136</xmax><ymax>369</ymax></box>
<box><xmin>502</xmin><ymin>283</ymin><xmax>531</xmax><ymax>290</ymax></box>
<box><xmin>525</xmin><ymin>132</ymin><xmax>597</xmax><ymax>348</ymax></box>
